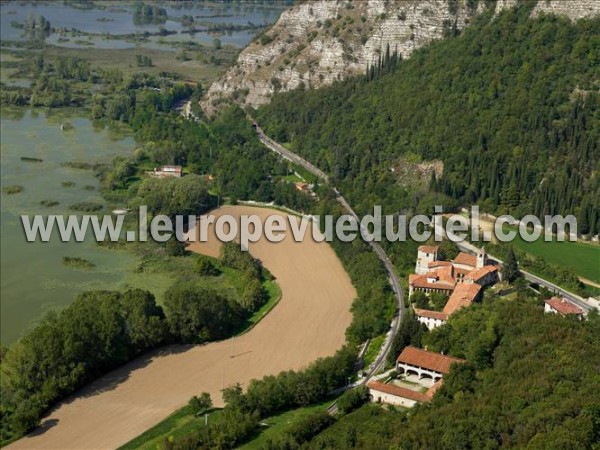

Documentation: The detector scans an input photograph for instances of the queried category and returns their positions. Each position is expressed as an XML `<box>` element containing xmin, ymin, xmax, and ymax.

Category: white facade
<box><xmin>416</xmin><ymin>315</ymin><xmax>446</xmax><ymax>330</ymax></box>
<box><xmin>415</xmin><ymin>247</ymin><xmax>438</xmax><ymax>275</ymax></box>
<box><xmin>396</xmin><ymin>362</ymin><xmax>443</xmax><ymax>382</ymax></box>
<box><xmin>368</xmin><ymin>388</ymin><xmax>420</xmax><ymax>408</ymax></box>
<box><xmin>476</xmin><ymin>248</ymin><xmax>487</xmax><ymax>269</ymax></box>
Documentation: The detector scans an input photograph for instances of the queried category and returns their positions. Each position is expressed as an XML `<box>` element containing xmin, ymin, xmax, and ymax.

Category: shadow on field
<box><xmin>58</xmin><ymin>344</ymin><xmax>195</xmax><ymax>405</ymax></box>
<box><xmin>28</xmin><ymin>419</ymin><xmax>59</xmax><ymax>437</ymax></box>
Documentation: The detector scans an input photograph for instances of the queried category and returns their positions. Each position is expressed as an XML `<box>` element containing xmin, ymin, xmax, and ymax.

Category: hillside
<box><xmin>254</xmin><ymin>4</ymin><xmax>600</xmax><ymax>229</ymax></box>
<box><xmin>202</xmin><ymin>0</ymin><xmax>600</xmax><ymax>114</ymax></box>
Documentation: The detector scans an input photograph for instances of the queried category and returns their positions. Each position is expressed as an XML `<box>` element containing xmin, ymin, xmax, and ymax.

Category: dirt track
<box><xmin>9</xmin><ymin>206</ymin><xmax>355</xmax><ymax>450</ymax></box>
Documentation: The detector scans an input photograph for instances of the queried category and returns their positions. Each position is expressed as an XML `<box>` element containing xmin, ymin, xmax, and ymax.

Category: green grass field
<box><xmin>238</xmin><ymin>398</ymin><xmax>336</xmax><ymax>449</ymax></box>
<box><xmin>118</xmin><ymin>406</ymin><xmax>223</xmax><ymax>450</ymax></box>
<box><xmin>120</xmin><ymin>397</ymin><xmax>334</xmax><ymax>449</ymax></box>
<box><xmin>362</xmin><ymin>335</ymin><xmax>385</xmax><ymax>369</ymax></box>
<box><xmin>507</xmin><ymin>229</ymin><xmax>600</xmax><ymax>284</ymax></box>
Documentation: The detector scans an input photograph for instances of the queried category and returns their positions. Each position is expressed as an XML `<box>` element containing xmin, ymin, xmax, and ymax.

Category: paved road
<box><xmin>254</xmin><ymin>123</ymin><xmax>404</xmax><ymax>379</ymax></box>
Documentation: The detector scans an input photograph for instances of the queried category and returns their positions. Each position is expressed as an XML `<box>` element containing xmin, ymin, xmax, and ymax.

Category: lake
<box><xmin>1</xmin><ymin>1</ymin><xmax>289</xmax><ymax>49</ymax></box>
<box><xmin>0</xmin><ymin>109</ymin><xmax>141</xmax><ymax>344</ymax></box>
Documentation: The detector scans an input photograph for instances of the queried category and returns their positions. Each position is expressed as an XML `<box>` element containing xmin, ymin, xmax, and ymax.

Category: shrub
<box><xmin>2</xmin><ymin>185</ymin><xmax>24</xmax><ymax>195</ymax></box>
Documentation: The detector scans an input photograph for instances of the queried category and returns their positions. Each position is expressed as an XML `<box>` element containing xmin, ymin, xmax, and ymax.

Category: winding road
<box><xmin>255</xmin><ymin>124</ymin><xmax>405</xmax><ymax>378</ymax></box>
<box><xmin>255</xmin><ymin>121</ymin><xmax>595</xmax><ymax>372</ymax></box>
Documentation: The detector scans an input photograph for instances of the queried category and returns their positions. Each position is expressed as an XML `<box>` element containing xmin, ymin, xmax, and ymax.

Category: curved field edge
<box><xmin>6</xmin><ymin>206</ymin><xmax>355</xmax><ymax>450</ymax></box>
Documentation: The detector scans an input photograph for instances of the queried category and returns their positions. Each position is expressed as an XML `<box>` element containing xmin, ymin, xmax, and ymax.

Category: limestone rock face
<box><xmin>202</xmin><ymin>0</ymin><xmax>600</xmax><ymax>115</ymax></box>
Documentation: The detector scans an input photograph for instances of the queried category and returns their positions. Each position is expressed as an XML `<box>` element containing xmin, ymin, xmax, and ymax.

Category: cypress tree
<box><xmin>503</xmin><ymin>246</ymin><xmax>521</xmax><ymax>283</ymax></box>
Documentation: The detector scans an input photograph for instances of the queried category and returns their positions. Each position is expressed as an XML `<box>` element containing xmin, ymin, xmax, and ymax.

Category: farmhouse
<box><xmin>544</xmin><ymin>296</ymin><xmax>586</xmax><ymax>319</ymax></box>
<box><xmin>149</xmin><ymin>165</ymin><xmax>183</xmax><ymax>178</ymax></box>
<box><xmin>369</xmin><ymin>347</ymin><xmax>463</xmax><ymax>408</ymax></box>
<box><xmin>396</xmin><ymin>346</ymin><xmax>465</xmax><ymax>382</ymax></box>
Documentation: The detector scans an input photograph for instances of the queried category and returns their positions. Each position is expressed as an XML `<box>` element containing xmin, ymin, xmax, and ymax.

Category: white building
<box><xmin>367</xmin><ymin>381</ymin><xmax>430</xmax><ymax>408</ymax></box>
<box><xmin>544</xmin><ymin>297</ymin><xmax>586</xmax><ymax>319</ymax></box>
<box><xmin>415</xmin><ymin>245</ymin><xmax>439</xmax><ymax>275</ymax></box>
<box><xmin>414</xmin><ymin>308</ymin><xmax>448</xmax><ymax>330</ymax></box>
<box><xmin>396</xmin><ymin>346</ymin><xmax>465</xmax><ymax>383</ymax></box>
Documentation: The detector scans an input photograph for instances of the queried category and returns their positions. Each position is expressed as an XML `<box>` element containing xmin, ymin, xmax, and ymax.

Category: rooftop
<box><xmin>467</xmin><ymin>265</ymin><xmax>498</xmax><ymax>282</ymax></box>
<box><xmin>428</xmin><ymin>260</ymin><xmax>452</xmax><ymax>269</ymax></box>
<box><xmin>443</xmin><ymin>283</ymin><xmax>481</xmax><ymax>315</ymax></box>
<box><xmin>414</xmin><ymin>308</ymin><xmax>448</xmax><ymax>321</ymax></box>
<box><xmin>160</xmin><ymin>165</ymin><xmax>182</xmax><ymax>171</ymax></box>
<box><xmin>409</xmin><ymin>273</ymin><xmax>455</xmax><ymax>290</ymax></box>
<box><xmin>453</xmin><ymin>252</ymin><xmax>477</xmax><ymax>267</ymax></box>
<box><xmin>367</xmin><ymin>381</ymin><xmax>430</xmax><ymax>403</ymax></box>
<box><xmin>397</xmin><ymin>346</ymin><xmax>465</xmax><ymax>374</ymax></box>
<box><xmin>545</xmin><ymin>297</ymin><xmax>585</xmax><ymax>316</ymax></box>
<box><xmin>425</xmin><ymin>379</ymin><xmax>444</xmax><ymax>399</ymax></box>
<box><xmin>418</xmin><ymin>245</ymin><xmax>439</xmax><ymax>254</ymax></box>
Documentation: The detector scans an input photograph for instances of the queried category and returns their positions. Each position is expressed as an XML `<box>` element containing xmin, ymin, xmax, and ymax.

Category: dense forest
<box><xmin>305</xmin><ymin>296</ymin><xmax>600</xmax><ymax>449</ymax></box>
<box><xmin>255</xmin><ymin>5</ymin><xmax>600</xmax><ymax>234</ymax></box>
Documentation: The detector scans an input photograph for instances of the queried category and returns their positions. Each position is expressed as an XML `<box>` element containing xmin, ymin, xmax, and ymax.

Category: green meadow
<box><xmin>506</xmin><ymin>228</ymin><xmax>600</xmax><ymax>284</ymax></box>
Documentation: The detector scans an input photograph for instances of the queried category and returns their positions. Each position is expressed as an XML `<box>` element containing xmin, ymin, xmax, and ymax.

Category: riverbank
<box><xmin>7</xmin><ymin>205</ymin><xmax>355</xmax><ymax>450</ymax></box>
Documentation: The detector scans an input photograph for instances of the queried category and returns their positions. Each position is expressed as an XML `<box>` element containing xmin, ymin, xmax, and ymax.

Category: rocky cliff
<box><xmin>202</xmin><ymin>0</ymin><xmax>600</xmax><ymax>115</ymax></box>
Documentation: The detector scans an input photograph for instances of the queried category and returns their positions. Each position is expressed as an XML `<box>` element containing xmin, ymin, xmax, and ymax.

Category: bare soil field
<box><xmin>9</xmin><ymin>206</ymin><xmax>355</xmax><ymax>450</ymax></box>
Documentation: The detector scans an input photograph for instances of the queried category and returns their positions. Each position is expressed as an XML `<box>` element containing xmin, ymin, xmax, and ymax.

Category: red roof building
<box><xmin>443</xmin><ymin>283</ymin><xmax>482</xmax><ymax>315</ymax></box>
<box><xmin>413</xmin><ymin>308</ymin><xmax>448</xmax><ymax>330</ymax></box>
<box><xmin>397</xmin><ymin>346</ymin><xmax>465</xmax><ymax>376</ymax></box>
<box><xmin>413</xmin><ymin>309</ymin><xmax>448</xmax><ymax>321</ymax></box>
<box><xmin>418</xmin><ymin>245</ymin><xmax>439</xmax><ymax>255</ymax></box>
<box><xmin>453</xmin><ymin>251</ymin><xmax>478</xmax><ymax>268</ymax></box>
<box><xmin>544</xmin><ymin>297</ymin><xmax>585</xmax><ymax>317</ymax></box>
<box><xmin>367</xmin><ymin>381</ymin><xmax>430</xmax><ymax>403</ymax></box>
<box><xmin>467</xmin><ymin>265</ymin><xmax>499</xmax><ymax>285</ymax></box>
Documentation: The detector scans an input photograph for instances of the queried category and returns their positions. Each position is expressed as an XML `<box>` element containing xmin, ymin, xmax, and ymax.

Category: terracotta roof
<box><xmin>408</xmin><ymin>272</ymin><xmax>454</xmax><ymax>291</ymax></box>
<box><xmin>367</xmin><ymin>381</ymin><xmax>430</xmax><ymax>403</ymax></box>
<box><xmin>397</xmin><ymin>346</ymin><xmax>465</xmax><ymax>374</ymax></box>
<box><xmin>428</xmin><ymin>260</ymin><xmax>452</xmax><ymax>269</ymax></box>
<box><xmin>414</xmin><ymin>308</ymin><xmax>448</xmax><ymax>321</ymax></box>
<box><xmin>409</xmin><ymin>273</ymin><xmax>455</xmax><ymax>290</ymax></box>
<box><xmin>425</xmin><ymin>379</ymin><xmax>444</xmax><ymax>399</ymax></box>
<box><xmin>467</xmin><ymin>265</ymin><xmax>498</xmax><ymax>282</ymax></box>
<box><xmin>453</xmin><ymin>267</ymin><xmax>473</xmax><ymax>279</ymax></box>
<box><xmin>545</xmin><ymin>297</ymin><xmax>585</xmax><ymax>316</ymax></box>
<box><xmin>443</xmin><ymin>283</ymin><xmax>481</xmax><ymax>315</ymax></box>
<box><xmin>418</xmin><ymin>245</ymin><xmax>439</xmax><ymax>254</ymax></box>
<box><xmin>453</xmin><ymin>252</ymin><xmax>477</xmax><ymax>267</ymax></box>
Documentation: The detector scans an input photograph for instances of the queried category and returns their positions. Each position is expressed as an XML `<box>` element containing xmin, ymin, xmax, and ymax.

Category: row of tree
<box><xmin>167</xmin><ymin>346</ymin><xmax>358</xmax><ymax>449</ymax></box>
